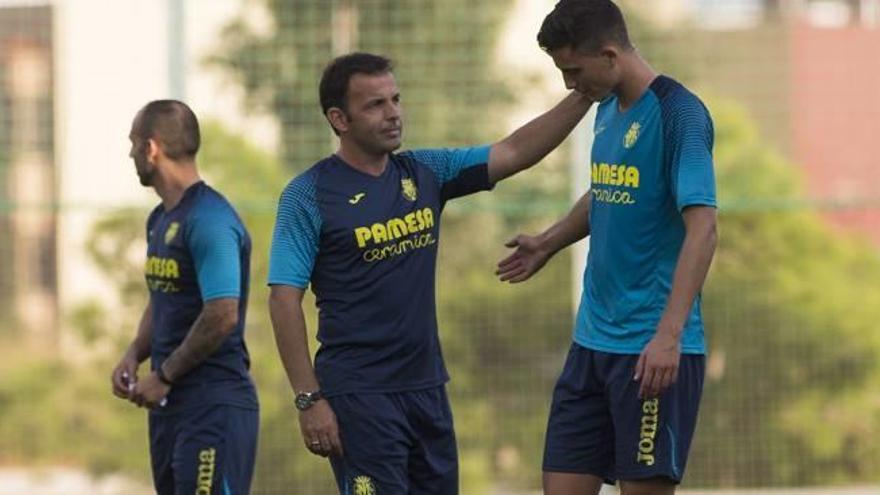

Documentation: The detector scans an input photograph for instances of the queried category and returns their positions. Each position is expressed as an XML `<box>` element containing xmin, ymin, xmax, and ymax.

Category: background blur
<box><xmin>2</xmin><ymin>0</ymin><xmax>880</xmax><ymax>493</ymax></box>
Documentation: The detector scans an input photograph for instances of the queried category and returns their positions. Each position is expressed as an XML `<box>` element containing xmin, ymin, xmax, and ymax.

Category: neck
<box><xmin>614</xmin><ymin>51</ymin><xmax>657</xmax><ymax>111</ymax></box>
<box><xmin>336</xmin><ymin>140</ymin><xmax>389</xmax><ymax>177</ymax></box>
<box><xmin>152</xmin><ymin>159</ymin><xmax>201</xmax><ymax>210</ymax></box>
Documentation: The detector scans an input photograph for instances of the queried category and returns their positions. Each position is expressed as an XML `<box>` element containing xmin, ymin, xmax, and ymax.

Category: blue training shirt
<box><xmin>268</xmin><ymin>147</ymin><xmax>492</xmax><ymax>396</ymax></box>
<box><xmin>574</xmin><ymin>76</ymin><xmax>716</xmax><ymax>355</ymax></box>
<box><xmin>145</xmin><ymin>181</ymin><xmax>257</xmax><ymax>413</ymax></box>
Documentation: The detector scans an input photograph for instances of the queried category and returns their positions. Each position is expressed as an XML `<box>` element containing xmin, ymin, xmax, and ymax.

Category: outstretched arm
<box><xmin>488</xmin><ymin>91</ymin><xmax>592</xmax><ymax>184</ymax></box>
<box><xmin>497</xmin><ymin>189</ymin><xmax>591</xmax><ymax>283</ymax></box>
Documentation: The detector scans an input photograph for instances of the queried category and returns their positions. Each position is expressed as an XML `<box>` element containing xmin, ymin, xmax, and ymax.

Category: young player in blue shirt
<box><xmin>498</xmin><ymin>2</ymin><xmax>718</xmax><ymax>493</ymax></box>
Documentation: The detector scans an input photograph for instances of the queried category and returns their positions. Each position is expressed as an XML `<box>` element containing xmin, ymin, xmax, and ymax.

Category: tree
<box><xmin>688</xmin><ymin>98</ymin><xmax>880</xmax><ymax>486</ymax></box>
<box><xmin>211</xmin><ymin>0</ymin><xmax>515</xmax><ymax>173</ymax></box>
<box><xmin>7</xmin><ymin>3</ymin><xmax>880</xmax><ymax>492</ymax></box>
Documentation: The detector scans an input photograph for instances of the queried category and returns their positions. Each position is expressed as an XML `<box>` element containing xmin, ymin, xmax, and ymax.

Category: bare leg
<box><xmin>620</xmin><ymin>477</ymin><xmax>676</xmax><ymax>495</ymax></box>
<box><xmin>544</xmin><ymin>471</ymin><xmax>605</xmax><ymax>495</ymax></box>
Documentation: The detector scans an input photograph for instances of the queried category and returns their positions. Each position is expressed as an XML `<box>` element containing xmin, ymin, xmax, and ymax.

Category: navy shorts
<box><xmin>149</xmin><ymin>404</ymin><xmax>259</xmax><ymax>495</ymax></box>
<box><xmin>328</xmin><ymin>385</ymin><xmax>458</xmax><ymax>494</ymax></box>
<box><xmin>543</xmin><ymin>343</ymin><xmax>705</xmax><ymax>484</ymax></box>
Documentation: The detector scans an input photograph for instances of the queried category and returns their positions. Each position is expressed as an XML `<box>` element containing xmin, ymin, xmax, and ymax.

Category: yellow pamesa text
<box><xmin>354</xmin><ymin>208</ymin><xmax>435</xmax><ymax>248</ymax></box>
<box><xmin>145</xmin><ymin>256</ymin><xmax>180</xmax><ymax>279</ymax></box>
<box><xmin>591</xmin><ymin>163</ymin><xmax>640</xmax><ymax>188</ymax></box>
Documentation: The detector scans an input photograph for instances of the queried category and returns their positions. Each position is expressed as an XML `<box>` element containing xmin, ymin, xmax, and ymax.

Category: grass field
<box><xmin>3</xmin><ymin>467</ymin><xmax>878</xmax><ymax>495</ymax></box>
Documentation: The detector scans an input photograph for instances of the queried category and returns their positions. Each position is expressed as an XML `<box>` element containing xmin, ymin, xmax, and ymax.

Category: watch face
<box><xmin>295</xmin><ymin>393</ymin><xmax>311</xmax><ymax>410</ymax></box>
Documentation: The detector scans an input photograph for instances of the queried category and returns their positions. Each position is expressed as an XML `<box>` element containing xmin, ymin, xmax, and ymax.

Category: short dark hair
<box><xmin>537</xmin><ymin>0</ymin><xmax>632</xmax><ymax>54</ymax></box>
<box><xmin>319</xmin><ymin>52</ymin><xmax>394</xmax><ymax>115</ymax></box>
<box><xmin>134</xmin><ymin>100</ymin><xmax>200</xmax><ymax>160</ymax></box>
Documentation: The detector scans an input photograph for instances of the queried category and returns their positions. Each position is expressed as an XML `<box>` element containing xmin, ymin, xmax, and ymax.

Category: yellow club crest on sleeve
<box><xmin>401</xmin><ymin>178</ymin><xmax>417</xmax><ymax>202</ymax></box>
<box><xmin>352</xmin><ymin>475</ymin><xmax>376</xmax><ymax>495</ymax></box>
<box><xmin>623</xmin><ymin>122</ymin><xmax>641</xmax><ymax>149</ymax></box>
<box><xmin>164</xmin><ymin>222</ymin><xmax>180</xmax><ymax>245</ymax></box>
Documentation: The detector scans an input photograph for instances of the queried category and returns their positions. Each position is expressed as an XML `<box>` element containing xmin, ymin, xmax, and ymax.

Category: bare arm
<box><xmin>657</xmin><ymin>206</ymin><xmax>718</xmax><ymax>338</ymax></box>
<box><xmin>488</xmin><ymin>91</ymin><xmax>592</xmax><ymax>184</ymax></box>
<box><xmin>636</xmin><ymin>206</ymin><xmax>718</xmax><ymax>398</ymax></box>
<box><xmin>535</xmin><ymin>188</ymin><xmax>592</xmax><ymax>256</ymax></box>
<box><xmin>268</xmin><ymin>286</ymin><xmax>320</xmax><ymax>393</ymax></box>
<box><xmin>269</xmin><ymin>285</ymin><xmax>342</xmax><ymax>458</ymax></box>
<box><xmin>497</xmin><ymin>189</ymin><xmax>592</xmax><ymax>283</ymax></box>
<box><xmin>160</xmin><ymin>297</ymin><xmax>239</xmax><ymax>382</ymax></box>
<box><xmin>130</xmin><ymin>301</ymin><xmax>153</xmax><ymax>362</ymax></box>
<box><xmin>111</xmin><ymin>300</ymin><xmax>153</xmax><ymax>399</ymax></box>
<box><xmin>130</xmin><ymin>298</ymin><xmax>239</xmax><ymax>408</ymax></box>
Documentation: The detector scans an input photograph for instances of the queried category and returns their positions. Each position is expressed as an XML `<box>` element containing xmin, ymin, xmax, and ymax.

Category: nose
<box><xmin>386</xmin><ymin>102</ymin><xmax>401</xmax><ymax>120</ymax></box>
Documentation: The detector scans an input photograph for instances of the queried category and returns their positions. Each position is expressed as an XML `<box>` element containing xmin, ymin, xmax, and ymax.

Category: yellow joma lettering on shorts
<box><xmin>196</xmin><ymin>447</ymin><xmax>216</xmax><ymax>495</ymax></box>
<box><xmin>353</xmin><ymin>207</ymin><xmax>435</xmax><ymax>248</ymax></box>
<box><xmin>591</xmin><ymin>163</ymin><xmax>640</xmax><ymax>188</ymax></box>
<box><xmin>637</xmin><ymin>398</ymin><xmax>659</xmax><ymax>466</ymax></box>
<box><xmin>145</xmin><ymin>256</ymin><xmax>180</xmax><ymax>279</ymax></box>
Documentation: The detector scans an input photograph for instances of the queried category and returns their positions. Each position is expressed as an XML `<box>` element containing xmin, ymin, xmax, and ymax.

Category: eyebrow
<box><xmin>364</xmin><ymin>93</ymin><xmax>399</xmax><ymax>106</ymax></box>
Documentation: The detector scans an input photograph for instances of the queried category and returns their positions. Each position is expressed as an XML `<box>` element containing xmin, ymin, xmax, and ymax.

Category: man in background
<box><xmin>110</xmin><ymin>100</ymin><xmax>259</xmax><ymax>495</ymax></box>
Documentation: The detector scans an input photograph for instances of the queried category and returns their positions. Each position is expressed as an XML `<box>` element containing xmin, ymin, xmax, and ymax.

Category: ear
<box><xmin>600</xmin><ymin>46</ymin><xmax>619</xmax><ymax>68</ymax></box>
<box><xmin>146</xmin><ymin>138</ymin><xmax>163</xmax><ymax>163</ymax></box>
<box><xmin>326</xmin><ymin>107</ymin><xmax>350</xmax><ymax>134</ymax></box>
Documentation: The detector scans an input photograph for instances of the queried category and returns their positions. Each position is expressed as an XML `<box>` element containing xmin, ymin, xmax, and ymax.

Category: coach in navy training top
<box><xmin>111</xmin><ymin>100</ymin><xmax>258</xmax><ymax>495</ymax></box>
<box><xmin>270</xmin><ymin>147</ymin><xmax>492</xmax><ymax>396</ymax></box>
<box><xmin>267</xmin><ymin>53</ymin><xmax>592</xmax><ymax>494</ymax></box>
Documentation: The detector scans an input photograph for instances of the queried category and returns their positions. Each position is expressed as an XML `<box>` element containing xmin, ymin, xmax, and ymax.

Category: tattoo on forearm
<box><xmin>161</xmin><ymin>301</ymin><xmax>236</xmax><ymax>382</ymax></box>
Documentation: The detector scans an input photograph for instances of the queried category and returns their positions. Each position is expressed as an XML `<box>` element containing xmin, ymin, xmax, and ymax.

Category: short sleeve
<box><xmin>661</xmin><ymin>88</ymin><xmax>717</xmax><ymax>211</ymax></box>
<box><xmin>186</xmin><ymin>207</ymin><xmax>243</xmax><ymax>301</ymax></box>
<box><xmin>405</xmin><ymin>146</ymin><xmax>493</xmax><ymax>201</ymax></box>
<box><xmin>267</xmin><ymin>172</ymin><xmax>322</xmax><ymax>289</ymax></box>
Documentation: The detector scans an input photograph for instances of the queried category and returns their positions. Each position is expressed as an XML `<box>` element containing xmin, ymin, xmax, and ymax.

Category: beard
<box><xmin>134</xmin><ymin>156</ymin><xmax>156</xmax><ymax>186</ymax></box>
<box><xmin>350</xmin><ymin>131</ymin><xmax>402</xmax><ymax>157</ymax></box>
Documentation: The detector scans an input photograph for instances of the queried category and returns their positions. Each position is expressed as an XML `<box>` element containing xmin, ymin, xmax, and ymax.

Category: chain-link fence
<box><xmin>1</xmin><ymin>0</ymin><xmax>880</xmax><ymax>493</ymax></box>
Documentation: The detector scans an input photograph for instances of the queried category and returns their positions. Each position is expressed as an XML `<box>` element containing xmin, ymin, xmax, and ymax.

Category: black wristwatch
<box><xmin>294</xmin><ymin>390</ymin><xmax>324</xmax><ymax>411</ymax></box>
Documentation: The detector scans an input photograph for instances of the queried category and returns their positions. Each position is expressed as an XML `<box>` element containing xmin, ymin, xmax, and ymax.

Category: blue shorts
<box><xmin>543</xmin><ymin>343</ymin><xmax>705</xmax><ymax>484</ymax></box>
<box><xmin>328</xmin><ymin>386</ymin><xmax>458</xmax><ymax>494</ymax></box>
<box><xmin>149</xmin><ymin>404</ymin><xmax>259</xmax><ymax>495</ymax></box>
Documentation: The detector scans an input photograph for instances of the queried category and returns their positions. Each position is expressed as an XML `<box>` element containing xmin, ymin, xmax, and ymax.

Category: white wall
<box><xmin>52</xmin><ymin>0</ymin><xmax>271</xmax><ymax>351</ymax></box>
<box><xmin>55</xmin><ymin>0</ymin><xmax>171</xmax><ymax>330</ymax></box>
